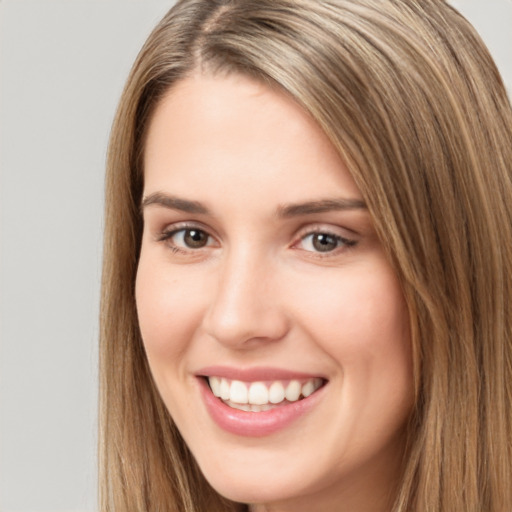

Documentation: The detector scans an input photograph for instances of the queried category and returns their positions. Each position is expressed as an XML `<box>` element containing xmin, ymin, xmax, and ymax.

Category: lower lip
<box><xmin>198</xmin><ymin>378</ymin><xmax>326</xmax><ymax>437</ymax></box>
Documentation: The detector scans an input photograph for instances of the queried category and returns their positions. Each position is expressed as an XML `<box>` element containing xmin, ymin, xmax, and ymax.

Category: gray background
<box><xmin>0</xmin><ymin>1</ymin><xmax>510</xmax><ymax>511</ymax></box>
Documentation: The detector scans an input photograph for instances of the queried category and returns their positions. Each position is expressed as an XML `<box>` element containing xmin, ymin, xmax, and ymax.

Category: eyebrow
<box><xmin>141</xmin><ymin>192</ymin><xmax>367</xmax><ymax>217</ymax></box>
<box><xmin>141</xmin><ymin>192</ymin><xmax>210</xmax><ymax>214</ymax></box>
<box><xmin>277</xmin><ymin>198</ymin><xmax>367</xmax><ymax>217</ymax></box>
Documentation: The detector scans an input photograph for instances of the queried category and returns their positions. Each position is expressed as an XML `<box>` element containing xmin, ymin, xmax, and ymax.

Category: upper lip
<box><xmin>196</xmin><ymin>365</ymin><xmax>327</xmax><ymax>382</ymax></box>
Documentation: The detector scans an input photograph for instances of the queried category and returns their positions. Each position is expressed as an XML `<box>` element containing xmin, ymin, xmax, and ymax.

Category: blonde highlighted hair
<box><xmin>100</xmin><ymin>1</ymin><xmax>512</xmax><ymax>510</ymax></box>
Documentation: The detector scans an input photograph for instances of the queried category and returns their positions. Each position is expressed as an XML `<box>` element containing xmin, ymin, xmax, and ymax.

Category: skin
<box><xmin>136</xmin><ymin>72</ymin><xmax>414</xmax><ymax>512</ymax></box>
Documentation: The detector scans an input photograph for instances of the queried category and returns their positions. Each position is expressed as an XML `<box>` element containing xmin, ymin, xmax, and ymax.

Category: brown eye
<box><xmin>297</xmin><ymin>231</ymin><xmax>356</xmax><ymax>254</ymax></box>
<box><xmin>160</xmin><ymin>227</ymin><xmax>213</xmax><ymax>250</ymax></box>
<box><xmin>182</xmin><ymin>229</ymin><xmax>209</xmax><ymax>248</ymax></box>
<box><xmin>311</xmin><ymin>233</ymin><xmax>338</xmax><ymax>252</ymax></box>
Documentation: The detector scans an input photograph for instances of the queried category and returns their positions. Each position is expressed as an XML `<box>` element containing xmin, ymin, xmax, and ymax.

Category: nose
<box><xmin>202</xmin><ymin>250</ymin><xmax>290</xmax><ymax>349</ymax></box>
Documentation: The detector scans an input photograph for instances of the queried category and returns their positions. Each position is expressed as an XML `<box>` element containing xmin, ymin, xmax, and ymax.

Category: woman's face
<box><xmin>136</xmin><ymin>73</ymin><xmax>413</xmax><ymax>511</ymax></box>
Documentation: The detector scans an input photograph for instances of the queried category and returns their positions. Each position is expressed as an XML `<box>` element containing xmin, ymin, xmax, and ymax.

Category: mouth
<box><xmin>197</xmin><ymin>367</ymin><xmax>328</xmax><ymax>436</ymax></box>
<box><xmin>206</xmin><ymin>376</ymin><xmax>326</xmax><ymax>412</ymax></box>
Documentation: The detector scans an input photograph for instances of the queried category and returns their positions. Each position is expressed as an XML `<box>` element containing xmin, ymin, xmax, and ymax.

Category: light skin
<box><xmin>136</xmin><ymin>72</ymin><xmax>414</xmax><ymax>512</ymax></box>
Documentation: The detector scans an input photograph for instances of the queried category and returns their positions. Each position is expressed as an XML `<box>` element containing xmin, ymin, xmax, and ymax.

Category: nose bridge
<box><xmin>203</xmin><ymin>243</ymin><xmax>288</xmax><ymax>347</ymax></box>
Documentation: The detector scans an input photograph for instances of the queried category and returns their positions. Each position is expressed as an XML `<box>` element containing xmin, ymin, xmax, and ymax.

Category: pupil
<box><xmin>312</xmin><ymin>233</ymin><xmax>337</xmax><ymax>252</ymax></box>
<box><xmin>184</xmin><ymin>229</ymin><xmax>207</xmax><ymax>248</ymax></box>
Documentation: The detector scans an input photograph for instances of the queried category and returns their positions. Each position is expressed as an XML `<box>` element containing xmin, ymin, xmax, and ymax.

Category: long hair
<box><xmin>99</xmin><ymin>1</ymin><xmax>512</xmax><ymax>510</ymax></box>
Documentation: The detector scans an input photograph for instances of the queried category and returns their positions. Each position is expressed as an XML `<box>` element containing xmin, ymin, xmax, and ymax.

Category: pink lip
<box><xmin>197</xmin><ymin>365</ymin><xmax>325</xmax><ymax>382</ymax></box>
<box><xmin>197</xmin><ymin>372</ymin><xmax>327</xmax><ymax>437</ymax></box>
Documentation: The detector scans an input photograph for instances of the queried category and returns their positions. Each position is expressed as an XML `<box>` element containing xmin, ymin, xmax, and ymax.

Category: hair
<box><xmin>99</xmin><ymin>1</ymin><xmax>512</xmax><ymax>510</ymax></box>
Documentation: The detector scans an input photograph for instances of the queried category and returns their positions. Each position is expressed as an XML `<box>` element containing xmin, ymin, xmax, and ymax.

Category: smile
<box><xmin>207</xmin><ymin>376</ymin><xmax>324</xmax><ymax>412</ymax></box>
<box><xmin>198</xmin><ymin>370</ymin><xmax>328</xmax><ymax>436</ymax></box>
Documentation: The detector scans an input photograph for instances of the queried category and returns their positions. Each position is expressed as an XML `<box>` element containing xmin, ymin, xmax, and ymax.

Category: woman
<box><xmin>99</xmin><ymin>1</ymin><xmax>512</xmax><ymax>511</ymax></box>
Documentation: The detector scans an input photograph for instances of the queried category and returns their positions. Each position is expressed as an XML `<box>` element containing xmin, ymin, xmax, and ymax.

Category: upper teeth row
<box><xmin>208</xmin><ymin>377</ymin><xmax>323</xmax><ymax>405</ymax></box>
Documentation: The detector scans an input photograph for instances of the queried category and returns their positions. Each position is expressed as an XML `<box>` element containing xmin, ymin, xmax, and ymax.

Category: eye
<box><xmin>298</xmin><ymin>231</ymin><xmax>356</xmax><ymax>253</ymax></box>
<box><xmin>159</xmin><ymin>227</ymin><xmax>213</xmax><ymax>250</ymax></box>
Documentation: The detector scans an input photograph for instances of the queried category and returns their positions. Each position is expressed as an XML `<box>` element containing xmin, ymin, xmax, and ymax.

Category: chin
<box><xmin>204</xmin><ymin>468</ymin><xmax>309</xmax><ymax>506</ymax></box>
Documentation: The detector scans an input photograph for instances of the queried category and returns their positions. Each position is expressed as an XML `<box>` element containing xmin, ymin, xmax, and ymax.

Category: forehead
<box><xmin>143</xmin><ymin>72</ymin><xmax>362</xmax><ymax>208</ymax></box>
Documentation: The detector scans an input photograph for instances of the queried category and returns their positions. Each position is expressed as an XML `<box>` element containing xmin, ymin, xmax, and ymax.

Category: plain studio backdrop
<box><xmin>0</xmin><ymin>1</ymin><xmax>510</xmax><ymax>511</ymax></box>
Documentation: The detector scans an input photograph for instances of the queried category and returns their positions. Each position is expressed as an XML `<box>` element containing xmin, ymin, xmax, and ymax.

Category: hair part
<box><xmin>100</xmin><ymin>1</ymin><xmax>512</xmax><ymax>510</ymax></box>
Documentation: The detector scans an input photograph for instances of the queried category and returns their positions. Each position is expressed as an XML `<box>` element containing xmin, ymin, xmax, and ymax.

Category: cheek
<box><xmin>135</xmin><ymin>255</ymin><xmax>204</xmax><ymax>362</ymax></box>
<box><xmin>297</xmin><ymin>264</ymin><xmax>407</xmax><ymax>343</ymax></box>
<box><xmin>293</xmin><ymin>262</ymin><xmax>412</xmax><ymax>392</ymax></box>
<box><xmin>297</xmin><ymin>265</ymin><xmax>414</xmax><ymax>449</ymax></box>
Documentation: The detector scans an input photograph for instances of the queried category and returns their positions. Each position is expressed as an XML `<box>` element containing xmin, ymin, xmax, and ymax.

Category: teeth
<box><xmin>230</xmin><ymin>380</ymin><xmax>248</xmax><ymax>404</ymax></box>
<box><xmin>269</xmin><ymin>381</ymin><xmax>285</xmax><ymax>404</ymax></box>
<box><xmin>223</xmin><ymin>401</ymin><xmax>274</xmax><ymax>412</ymax></box>
<box><xmin>227</xmin><ymin>402</ymin><xmax>251</xmax><ymax>412</ymax></box>
<box><xmin>209</xmin><ymin>376</ymin><xmax>221</xmax><ymax>397</ymax></box>
<box><xmin>219</xmin><ymin>378</ymin><xmax>230</xmax><ymax>400</ymax></box>
<box><xmin>251</xmin><ymin>404</ymin><xmax>272</xmax><ymax>412</ymax></box>
<box><xmin>248</xmin><ymin>382</ymin><xmax>268</xmax><ymax>405</ymax></box>
<box><xmin>302</xmin><ymin>380</ymin><xmax>316</xmax><ymax>398</ymax></box>
<box><xmin>285</xmin><ymin>380</ymin><xmax>302</xmax><ymax>401</ymax></box>
<box><xmin>207</xmin><ymin>376</ymin><xmax>324</xmax><ymax>407</ymax></box>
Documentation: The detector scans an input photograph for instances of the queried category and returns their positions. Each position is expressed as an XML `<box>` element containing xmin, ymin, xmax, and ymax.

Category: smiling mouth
<box><xmin>206</xmin><ymin>376</ymin><xmax>326</xmax><ymax>412</ymax></box>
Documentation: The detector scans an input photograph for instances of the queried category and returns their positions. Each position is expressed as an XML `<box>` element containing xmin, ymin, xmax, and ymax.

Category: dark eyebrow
<box><xmin>141</xmin><ymin>192</ymin><xmax>210</xmax><ymax>215</ymax></box>
<box><xmin>277</xmin><ymin>198</ymin><xmax>367</xmax><ymax>217</ymax></box>
<box><xmin>141</xmin><ymin>193</ymin><xmax>366</xmax><ymax>217</ymax></box>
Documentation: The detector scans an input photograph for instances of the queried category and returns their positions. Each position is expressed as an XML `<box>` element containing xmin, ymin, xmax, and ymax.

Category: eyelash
<box><xmin>156</xmin><ymin>223</ymin><xmax>214</xmax><ymax>254</ymax></box>
<box><xmin>293</xmin><ymin>231</ymin><xmax>357</xmax><ymax>255</ymax></box>
<box><xmin>156</xmin><ymin>224</ymin><xmax>357</xmax><ymax>256</ymax></box>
